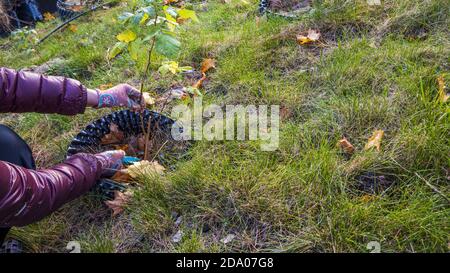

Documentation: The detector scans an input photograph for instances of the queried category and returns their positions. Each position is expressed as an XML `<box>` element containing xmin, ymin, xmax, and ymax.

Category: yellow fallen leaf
<box><xmin>437</xmin><ymin>75</ymin><xmax>449</xmax><ymax>103</ymax></box>
<box><xmin>105</xmin><ymin>191</ymin><xmax>133</xmax><ymax>216</ymax></box>
<box><xmin>296</xmin><ymin>29</ymin><xmax>321</xmax><ymax>45</ymax></box>
<box><xmin>43</xmin><ymin>12</ymin><xmax>55</xmax><ymax>22</ymax></box>
<box><xmin>99</xmin><ymin>83</ymin><xmax>113</xmax><ymax>90</ymax></box>
<box><xmin>338</xmin><ymin>138</ymin><xmax>355</xmax><ymax>154</ymax></box>
<box><xmin>360</xmin><ymin>194</ymin><xmax>376</xmax><ymax>203</ymax></box>
<box><xmin>143</xmin><ymin>93</ymin><xmax>155</xmax><ymax>105</ymax></box>
<box><xmin>127</xmin><ymin>160</ymin><xmax>165</xmax><ymax>178</ymax></box>
<box><xmin>68</xmin><ymin>24</ymin><xmax>78</xmax><ymax>33</ymax></box>
<box><xmin>201</xmin><ymin>58</ymin><xmax>216</xmax><ymax>73</ymax></box>
<box><xmin>364</xmin><ymin>130</ymin><xmax>384</xmax><ymax>152</ymax></box>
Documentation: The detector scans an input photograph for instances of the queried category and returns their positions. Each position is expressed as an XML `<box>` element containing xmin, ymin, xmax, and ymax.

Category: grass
<box><xmin>0</xmin><ymin>0</ymin><xmax>449</xmax><ymax>253</ymax></box>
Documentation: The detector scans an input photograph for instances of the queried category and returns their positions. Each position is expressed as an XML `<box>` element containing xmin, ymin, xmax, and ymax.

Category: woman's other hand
<box><xmin>95</xmin><ymin>150</ymin><xmax>126</xmax><ymax>177</ymax></box>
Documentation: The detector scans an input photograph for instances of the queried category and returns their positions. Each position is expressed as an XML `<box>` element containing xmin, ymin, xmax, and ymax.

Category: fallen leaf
<box><xmin>164</xmin><ymin>0</ymin><xmax>178</xmax><ymax>4</ymax></box>
<box><xmin>192</xmin><ymin>73</ymin><xmax>207</xmax><ymax>89</ymax></box>
<box><xmin>360</xmin><ymin>194</ymin><xmax>376</xmax><ymax>203</ymax></box>
<box><xmin>43</xmin><ymin>12</ymin><xmax>55</xmax><ymax>22</ymax></box>
<box><xmin>437</xmin><ymin>75</ymin><xmax>449</xmax><ymax>103</ymax></box>
<box><xmin>137</xmin><ymin>136</ymin><xmax>146</xmax><ymax>152</ymax></box>
<box><xmin>364</xmin><ymin>130</ymin><xmax>384</xmax><ymax>152</ymax></box>
<box><xmin>201</xmin><ymin>58</ymin><xmax>216</xmax><ymax>73</ymax></box>
<box><xmin>338</xmin><ymin>138</ymin><xmax>355</xmax><ymax>154</ymax></box>
<box><xmin>99</xmin><ymin>83</ymin><xmax>113</xmax><ymax>90</ymax></box>
<box><xmin>101</xmin><ymin>124</ymin><xmax>125</xmax><ymax>145</ymax></box>
<box><xmin>111</xmin><ymin>170</ymin><xmax>132</xmax><ymax>183</ymax></box>
<box><xmin>104</xmin><ymin>191</ymin><xmax>133</xmax><ymax>216</ymax></box>
<box><xmin>280</xmin><ymin>105</ymin><xmax>293</xmax><ymax>121</ymax></box>
<box><xmin>296</xmin><ymin>29</ymin><xmax>321</xmax><ymax>45</ymax></box>
<box><xmin>68</xmin><ymin>24</ymin><xmax>78</xmax><ymax>33</ymax></box>
<box><xmin>69</xmin><ymin>5</ymin><xmax>83</xmax><ymax>12</ymax></box>
<box><xmin>127</xmin><ymin>160</ymin><xmax>166</xmax><ymax>178</ymax></box>
<box><xmin>143</xmin><ymin>92</ymin><xmax>155</xmax><ymax>105</ymax></box>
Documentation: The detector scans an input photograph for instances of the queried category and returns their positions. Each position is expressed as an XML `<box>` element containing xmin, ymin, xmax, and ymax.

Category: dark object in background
<box><xmin>356</xmin><ymin>172</ymin><xmax>394</xmax><ymax>194</ymax></box>
<box><xmin>0</xmin><ymin>0</ymin><xmax>58</xmax><ymax>36</ymax></box>
<box><xmin>35</xmin><ymin>0</ymin><xmax>57</xmax><ymax>13</ymax></box>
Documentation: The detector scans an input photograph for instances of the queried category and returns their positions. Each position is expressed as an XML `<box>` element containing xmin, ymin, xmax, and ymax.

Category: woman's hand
<box><xmin>87</xmin><ymin>84</ymin><xmax>145</xmax><ymax>110</ymax></box>
<box><xmin>95</xmin><ymin>150</ymin><xmax>126</xmax><ymax>177</ymax></box>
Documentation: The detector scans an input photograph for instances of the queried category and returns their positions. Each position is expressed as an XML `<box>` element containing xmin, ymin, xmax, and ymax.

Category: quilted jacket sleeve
<box><xmin>0</xmin><ymin>67</ymin><xmax>87</xmax><ymax>115</ymax></box>
<box><xmin>0</xmin><ymin>153</ymin><xmax>108</xmax><ymax>227</ymax></box>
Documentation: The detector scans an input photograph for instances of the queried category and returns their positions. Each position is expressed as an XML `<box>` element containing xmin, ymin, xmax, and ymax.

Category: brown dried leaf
<box><xmin>201</xmin><ymin>58</ymin><xmax>216</xmax><ymax>73</ymax></box>
<box><xmin>101</xmin><ymin>124</ymin><xmax>125</xmax><ymax>145</ymax></box>
<box><xmin>104</xmin><ymin>191</ymin><xmax>133</xmax><ymax>216</ymax></box>
<box><xmin>437</xmin><ymin>75</ymin><xmax>449</xmax><ymax>103</ymax></box>
<box><xmin>338</xmin><ymin>138</ymin><xmax>355</xmax><ymax>154</ymax></box>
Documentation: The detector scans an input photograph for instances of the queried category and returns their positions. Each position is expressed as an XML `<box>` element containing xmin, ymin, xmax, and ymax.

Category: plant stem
<box><xmin>140</xmin><ymin>6</ymin><xmax>159</xmax><ymax>160</ymax></box>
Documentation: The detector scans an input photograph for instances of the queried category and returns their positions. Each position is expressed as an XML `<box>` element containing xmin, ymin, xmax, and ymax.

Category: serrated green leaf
<box><xmin>155</xmin><ymin>33</ymin><xmax>180</xmax><ymax>58</ymax></box>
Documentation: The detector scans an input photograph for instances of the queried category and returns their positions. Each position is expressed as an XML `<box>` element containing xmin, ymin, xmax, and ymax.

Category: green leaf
<box><xmin>155</xmin><ymin>33</ymin><xmax>181</xmax><ymax>58</ymax></box>
<box><xmin>118</xmin><ymin>12</ymin><xmax>134</xmax><ymax>22</ymax></box>
<box><xmin>109</xmin><ymin>42</ymin><xmax>127</xmax><ymax>59</ymax></box>
<box><xmin>140</xmin><ymin>6</ymin><xmax>156</xmax><ymax>17</ymax></box>
<box><xmin>117</xmin><ymin>30</ymin><xmax>137</xmax><ymax>43</ymax></box>
<box><xmin>128</xmin><ymin>38</ymin><xmax>145</xmax><ymax>61</ymax></box>
<box><xmin>163</xmin><ymin>6</ymin><xmax>178</xmax><ymax>18</ymax></box>
<box><xmin>177</xmin><ymin>9</ymin><xmax>199</xmax><ymax>22</ymax></box>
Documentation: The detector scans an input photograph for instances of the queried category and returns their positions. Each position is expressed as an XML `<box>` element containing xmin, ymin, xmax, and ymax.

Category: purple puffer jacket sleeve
<box><xmin>0</xmin><ymin>67</ymin><xmax>87</xmax><ymax>115</ymax></box>
<box><xmin>0</xmin><ymin>153</ymin><xmax>108</xmax><ymax>227</ymax></box>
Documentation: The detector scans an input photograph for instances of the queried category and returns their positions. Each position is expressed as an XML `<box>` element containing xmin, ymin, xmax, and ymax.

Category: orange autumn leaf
<box><xmin>164</xmin><ymin>0</ymin><xmax>178</xmax><ymax>4</ymax></box>
<box><xmin>111</xmin><ymin>169</ymin><xmax>132</xmax><ymax>183</ymax></box>
<box><xmin>437</xmin><ymin>75</ymin><xmax>449</xmax><ymax>103</ymax></box>
<box><xmin>364</xmin><ymin>130</ymin><xmax>384</xmax><ymax>152</ymax></box>
<box><xmin>104</xmin><ymin>191</ymin><xmax>133</xmax><ymax>216</ymax></box>
<box><xmin>201</xmin><ymin>58</ymin><xmax>216</xmax><ymax>73</ymax></box>
<box><xmin>193</xmin><ymin>73</ymin><xmax>207</xmax><ymax>89</ymax></box>
<box><xmin>338</xmin><ymin>138</ymin><xmax>355</xmax><ymax>154</ymax></box>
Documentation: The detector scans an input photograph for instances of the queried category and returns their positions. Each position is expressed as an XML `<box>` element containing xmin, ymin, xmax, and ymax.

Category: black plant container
<box><xmin>56</xmin><ymin>0</ymin><xmax>82</xmax><ymax>20</ymax></box>
<box><xmin>67</xmin><ymin>109</ymin><xmax>182</xmax><ymax>157</ymax></box>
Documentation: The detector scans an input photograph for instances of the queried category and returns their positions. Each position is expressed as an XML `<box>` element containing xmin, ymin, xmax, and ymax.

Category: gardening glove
<box><xmin>95</xmin><ymin>150</ymin><xmax>126</xmax><ymax>178</ymax></box>
<box><xmin>94</xmin><ymin>84</ymin><xmax>145</xmax><ymax>110</ymax></box>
